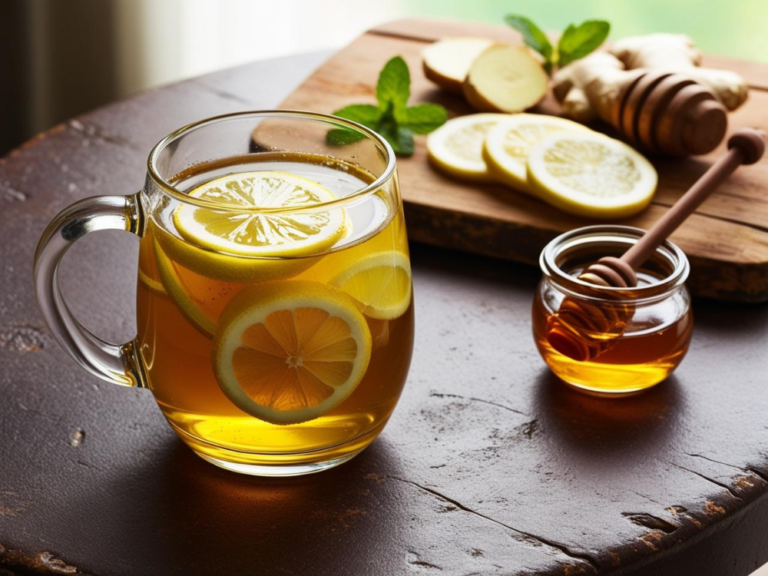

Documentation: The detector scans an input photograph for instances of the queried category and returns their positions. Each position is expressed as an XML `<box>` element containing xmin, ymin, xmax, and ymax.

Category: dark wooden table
<box><xmin>2</xmin><ymin>51</ymin><xmax>768</xmax><ymax>576</ymax></box>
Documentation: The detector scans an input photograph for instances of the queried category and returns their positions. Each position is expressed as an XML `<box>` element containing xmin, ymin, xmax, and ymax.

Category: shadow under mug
<box><xmin>34</xmin><ymin>110</ymin><xmax>415</xmax><ymax>476</ymax></box>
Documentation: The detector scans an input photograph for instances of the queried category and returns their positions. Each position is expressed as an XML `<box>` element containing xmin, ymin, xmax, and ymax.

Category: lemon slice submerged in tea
<box><xmin>482</xmin><ymin>114</ymin><xmax>591</xmax><ymax>194</ymax></box>
<box><xmin>174</xmin><ymin>171</ymin><xmax>347</xmax><ymax>258</ymax></box>
<box><xmin>527</xmin><ymin>132</ymin><xmax>658</xmax><ymax>219</ymax></box>
<box><xmin>138</xmin><ymin>241</ymin><xmax>167</xmax><ymax>295</ymax></box>
<box><xmin>213</xmin><ymin>281</ymin><xmax>372</xmax><ymax>425</ymax></box>
<box><xmin>153</xmin><ymin>239</ymin><xmax>241</xmax><ymax>338</ymax></box>
<box><xmin>331</xmin><ymin>251</ymin><xmax>412</xmax><ymax>320</ymax></box>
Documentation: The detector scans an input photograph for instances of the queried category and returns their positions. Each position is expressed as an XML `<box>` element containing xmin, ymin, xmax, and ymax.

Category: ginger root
<box><xmin>552</xmin><ymin>53</ymin><xmax>643</xmax><ymax>123</ymax></box>
<box><xmin>553</xmin><ymin>33</ymin><xmax>749</xmax><ymax>123</ymax></box>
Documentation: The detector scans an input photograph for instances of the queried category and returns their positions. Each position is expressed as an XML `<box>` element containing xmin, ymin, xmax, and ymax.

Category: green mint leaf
<box><xmin>377</xmin><ymin>117</ymin><xmax>414</xmax><ymax>156</ymax></box>
<box><xmin>332</xmin><ymin>104</ymin><xmax>382</xmax><ymax>127</ymax></box>
<box><xmin>505</xmin><ymin>15</ymin><xmax>553</xmax><ymax>73</ymax></box>
<box><xmin>396</xmin><ymin>127</ymin><xmax>415</xmax><ymax>156</ymax></box>
<box><xmin>329</xmin><ymin>56</ymin><xmax>446</xmax><ymax>154</ymax></box>
<box><xmin>376</xmin><ymin>56</ymin><xmax>410</xmax><ymax>113</ymax></box>
<box><xmin>326</xmin><ymin>128</ymin><xmax>367</xmax><ymax>146</ymax></box>
<box><xmin>397</xmin><ymin>103</ymin><xmax>448</xmax><ymax>134</ymax></box>
<box><xmin>557</xmin><ymin>20</ymin><xmax>610</xmax><ymax>68</ymax></box>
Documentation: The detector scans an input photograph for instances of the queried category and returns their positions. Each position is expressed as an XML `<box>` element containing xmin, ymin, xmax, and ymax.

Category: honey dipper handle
<box><xmin>621</xmin><ymin>129</ymin><xmax>765</xmax><ymax>271</ymax></box>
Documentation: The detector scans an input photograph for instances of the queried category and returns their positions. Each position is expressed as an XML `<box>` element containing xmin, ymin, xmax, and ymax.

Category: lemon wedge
<box><xmin>174</xmin><ymin>171</ymin><xmax>347</xmax><ymax>258</ymax></box>
<box><xmin>213</xmin><ymin>281</ymin><xmax>372</xmax><ymax>425</ymax></box>
<box><xmin>427</xmin><ymin>114</ymin><xmax>510</xmax><ymax>181</ymax></box>
<box><xmin>482</xmin><ymin>114</ymin><xmax>591</xmax><ymax>194</ymax></box>
<box><xmin>330</xmin><ymin>251</ymin><xmax>412</xmax><ymax>320</ymax></box>
<box><xmin>527</xmin><ymin>132</ymin><xmax>658</xmax><ymax>219</ymax></box>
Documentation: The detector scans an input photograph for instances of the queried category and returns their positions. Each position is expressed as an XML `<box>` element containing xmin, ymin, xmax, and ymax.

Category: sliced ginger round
<box><xmin>213</xmin><ymin>281</ymin><xmax>372</xmax><ymax>425</ymax></box>
<box><xmin>463</xmin><ymin>45</ymin><xmax>548</xmax><ymax>114</ymax></box>
<box><xmin>422</xmin><ymin>37</ymin><xmax>495</xmax><ymax>94</ymax></box>
<box><xmin>427</xmin><ymin>113</ymin><xmax>511</xmax><ymax>181</ymax></box>
<box><xmin>527</xmin><ymin>132</ymin><xmax>658</xmax><ymax>219</ymax></box>
<box><xmin>482</xmin><ymin>114</ymin><xmax>592</xmax><ymax>194</ymax></box>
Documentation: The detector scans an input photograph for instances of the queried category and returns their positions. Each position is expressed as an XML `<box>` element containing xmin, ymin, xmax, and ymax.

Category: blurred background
<box><xmin>2</xmin><ymin>0</ymin><xmax>766</xmax><ymax>156</ymax></box>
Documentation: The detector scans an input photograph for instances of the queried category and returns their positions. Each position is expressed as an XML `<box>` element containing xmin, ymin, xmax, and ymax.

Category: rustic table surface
<box><xmin>1</xmin><ymin>49</ymin><xmax>768</xmax><ymax>576</ymax></box>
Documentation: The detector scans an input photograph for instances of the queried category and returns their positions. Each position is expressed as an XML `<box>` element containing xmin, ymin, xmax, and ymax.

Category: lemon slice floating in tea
<box><xmin>426</xmin><ymin>113</ymin><xmax>510</xmax><ymax>182</ymax></box>
<box><xmin>482</xmin><ymin>114</ymin><xmax>591</xmax><ymax>194</ymax></box>
<box><xmin>173</xmin><ymin>171</ymin><xmax>347</xmax><ymax>258</ymax></box>
<box><xmin>331</xmin><ymin>251</ymin><xmax>412</xmax><ymax>320</ymax></box>
<box><xmin>213</xmin><ymin>281</ymin><xmax>372</xmax><ymax>425</ymax></box>
<box><xmin>527</xmin><ymin>132</ymin><xmax>658</xmax><ymax>219</ymax></box>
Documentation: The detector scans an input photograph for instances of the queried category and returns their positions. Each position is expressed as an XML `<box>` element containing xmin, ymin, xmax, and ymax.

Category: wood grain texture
<box><xmin>2</xmin><ymin>43</ymin><xmax>768</xmax><ymax>576</ymax></box>
<box><xmin>279</xmin><ymin>19</ymin><xmax>768</xmax><ymax>302</ymax></box>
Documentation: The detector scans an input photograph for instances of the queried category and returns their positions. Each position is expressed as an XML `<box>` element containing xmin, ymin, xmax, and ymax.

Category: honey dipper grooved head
<box><xmin>546</xmin><ymin>257</ymin><xmax>638</xmax><ymax>361</ymax></box>
<box><xmin>547</xmin><ymin>327</ymin><xmax>589</xmax><ymax>362</ymax></box>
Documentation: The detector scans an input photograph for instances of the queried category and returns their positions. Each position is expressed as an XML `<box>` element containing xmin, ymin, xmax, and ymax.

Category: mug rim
<box><xmin>146</xmin><ymin>110</ymin><xmax>396</xmax><ymax>214</ymax></box>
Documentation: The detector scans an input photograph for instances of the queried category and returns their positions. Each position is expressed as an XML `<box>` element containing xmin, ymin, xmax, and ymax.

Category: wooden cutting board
<box><xmin>280</xmin><ymin>18</ymin><xmax>768</xmax><ymax>302</ymax></box>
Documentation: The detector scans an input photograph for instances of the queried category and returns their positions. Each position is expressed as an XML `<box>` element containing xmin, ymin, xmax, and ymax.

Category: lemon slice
<box><xmin>154</xmin><ymin>223</ymin><xmax>316</xmax><ymax>283</ymax></box>
<box><xmin>330</xmin><ymin>251</ymin><xmax>412</xmax><ymax>320</ymax></box>
<box><xmin>213</xmin><ymin>281</ymin><xmax>372</xmax><ymax>425</ymax></box>
<box><xmin>138</xmin><ymin>232</ymin><xmax>167</xmax><ymax>294</ymax></box>
<box><xmin>482</xmin><ymin>114</ymin><xmax>592</xmax><ymax>194</ymax></box>
<box><xmin>138</xmin><ymin>268</ymin><xmax>166</xmax><ymax>294</ymax></box>
<box><xmin>427</xmin><ymin>114</ymin><xmax>510</xmax><ymax>181</ymax></box>
<box><xmin>527</xmin><ymin>132</ymin><xmax>658</xmax><ymax>219</ymax></box>
<box><xmin>153</xmin><ymin>239</ymin><xmax>242</xmax><ymax>338</ymax></box>
<box><xmin>174</xmin><ymin>171</ymin><xmax>347</xmax><ymax>258</ymax></box>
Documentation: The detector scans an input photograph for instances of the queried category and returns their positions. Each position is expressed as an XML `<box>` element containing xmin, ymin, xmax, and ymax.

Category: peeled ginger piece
<box><xmin>422</xmin><ymin>37</ymin><xmax>495</xmax><ymax>94</ymax></box>
<box><xmin>463</xmin><ymin>45</ymin><xmax>548</xmax><ymax>113</ymax></box>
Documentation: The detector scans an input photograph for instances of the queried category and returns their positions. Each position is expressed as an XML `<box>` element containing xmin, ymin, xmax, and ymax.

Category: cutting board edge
<box><xmin>403</xmin><ymin>201</ymin><xmax>768</xmax><ymax>303</ymax></box>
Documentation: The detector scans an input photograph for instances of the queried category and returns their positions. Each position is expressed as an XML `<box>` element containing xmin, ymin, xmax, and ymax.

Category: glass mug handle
<box><xmin>33</xmin><ymin>193</ymin><xmax>144</xmax><ymax>387</ymax></box>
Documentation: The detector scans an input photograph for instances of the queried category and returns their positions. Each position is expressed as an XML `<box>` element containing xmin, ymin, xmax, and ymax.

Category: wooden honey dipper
<box><xmin>610</xmin><ymin>71</ymin><xmax>729</xmax><ymax>156</ymax></box>
<box><xmin>547</xmin><ymin>128</ymin><xmax>765</xmax><ymax>362</ymax></box>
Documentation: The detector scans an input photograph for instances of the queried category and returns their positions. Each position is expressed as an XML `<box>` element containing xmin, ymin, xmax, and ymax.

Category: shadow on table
<box><xmin>532</xmin><ymin>369</ymin><xmax>687</xmax><ymax>468</ymax></box>
<box><xmin>62</xmin><ymin>435</ymin><xmax>405</xmax><ymax>575</ymax></box>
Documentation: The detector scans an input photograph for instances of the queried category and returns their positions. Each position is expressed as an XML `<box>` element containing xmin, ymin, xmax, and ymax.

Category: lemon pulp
<box><xmin>527</xmin><ymin>132</ymin><xmax>658</xmax><ymax>219</ymax></box>
<box><xmin>213</xmin><ymin>281</ymin><xmax>372</xmax><ymax>425</ymax></box>
<box><xmin>331</xmin><ymin>251</ymin><xmax>412</xmax><ymax>320</ymax></box>
<box><xmin>427</xmin><ymin>113</ymin><xmax>511</xmax><ymax>181</ymax></box>
<box><xmin>173</xmin><ymin>170</ymin><xmax>347</xmax><ymax>258</ymax></box>
<box><xmin>482</xmin><ymin>114</ymin><xmax>591</xmax><ymax>194</ymax></box>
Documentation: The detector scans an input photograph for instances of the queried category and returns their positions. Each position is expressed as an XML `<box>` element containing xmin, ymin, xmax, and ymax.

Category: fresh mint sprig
<box><xmin>328</xmin><ymin>56</ymin><xmax>447</xmax><ymax>156</ymax></box>
<box><xmin>505</xmin><ymin>15</ymin><xmax>610</xmax><ymax>74</ymax></box>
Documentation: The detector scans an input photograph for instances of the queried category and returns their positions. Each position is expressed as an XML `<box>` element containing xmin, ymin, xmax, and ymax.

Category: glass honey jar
<box><xmin>533</xmin><ymin>225</ymin><xmax>693</xmax><ymax>396</ymax></box>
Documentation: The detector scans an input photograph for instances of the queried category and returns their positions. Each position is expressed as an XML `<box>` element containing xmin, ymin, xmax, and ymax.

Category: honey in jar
<box><xmin>533</xmin><ymin>226</ymin><xmax>693</xmax><ymax>395</ymax></box>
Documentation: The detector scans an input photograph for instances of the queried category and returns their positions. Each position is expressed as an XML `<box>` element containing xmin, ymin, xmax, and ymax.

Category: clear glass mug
<box><xmin>34</xmin><ymin>111</ymin><xmax>415</xmax><ymax>476</ymax></box>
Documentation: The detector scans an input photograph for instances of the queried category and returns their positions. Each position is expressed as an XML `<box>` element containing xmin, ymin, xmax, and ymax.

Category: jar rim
<box><xmin>540</xmin><ymin>225</ymin><xmax>690</xmax><ymax>303</ymax></box>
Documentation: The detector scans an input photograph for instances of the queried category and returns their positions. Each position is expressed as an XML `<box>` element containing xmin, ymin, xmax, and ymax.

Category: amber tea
<box><xmin>135</xmin><ymin>152</ymin><xmax>414</xmax><ymax>473</ymax></box>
